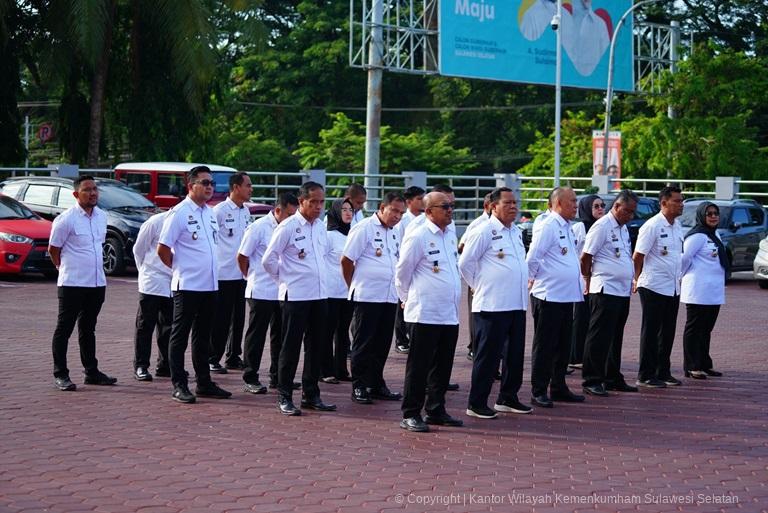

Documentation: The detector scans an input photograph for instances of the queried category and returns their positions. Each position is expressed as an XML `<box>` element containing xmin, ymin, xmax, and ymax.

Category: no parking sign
<box><xmin>38</xmin><ymin>122</ymin><xmax>54</xmax><ymax>144</ymax></box>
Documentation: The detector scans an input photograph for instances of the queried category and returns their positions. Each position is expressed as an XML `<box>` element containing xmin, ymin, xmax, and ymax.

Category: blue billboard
<box><xmin>439</xmin><ymin>0</ymin><xmax>635</xmax><ymax>91</ymax></box>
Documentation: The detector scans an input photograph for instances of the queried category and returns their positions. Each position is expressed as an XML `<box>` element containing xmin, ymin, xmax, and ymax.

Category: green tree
<box><xmin>0</xmin><ymin>0</ymin><xmax>25</xmax><ymax>165</ymax></box>
<box><xmin>294</xmin><ymin>112</ymin><xmax>475</xmax><ymax>177</ymax></box>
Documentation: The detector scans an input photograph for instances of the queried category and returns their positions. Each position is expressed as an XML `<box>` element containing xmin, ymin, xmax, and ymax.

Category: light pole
<box><xmin>553</xmin><ymin>0</ymin><xmax>563</xmax><ymax>187</ymax></box>
<box><xmin>601</xmin><ymin>0</ymin><xmax>661</xmax><ymax>178</ymax></box>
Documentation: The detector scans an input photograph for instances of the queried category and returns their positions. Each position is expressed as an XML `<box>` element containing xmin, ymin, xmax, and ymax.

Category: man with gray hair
<box><xmin>581</xmin><ymin>189</ymin><xmax>640</xmax><ymax>396</ymax></box>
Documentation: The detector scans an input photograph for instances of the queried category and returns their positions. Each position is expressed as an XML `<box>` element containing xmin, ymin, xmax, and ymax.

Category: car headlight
<box><xmin>0</xmin><ymin>232</ymin><xmax>33</xmax><ymax>244</ymax></box>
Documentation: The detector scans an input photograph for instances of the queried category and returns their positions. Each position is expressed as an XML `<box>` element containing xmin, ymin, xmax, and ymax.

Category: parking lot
<box><xmin>1</xmin><ymin>272</ymin><xmax>766</xmax><ymax>513</ymax></box>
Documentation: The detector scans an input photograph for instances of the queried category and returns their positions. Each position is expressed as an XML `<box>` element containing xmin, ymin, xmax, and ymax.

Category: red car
<box><xmin>0</xmin><ymin>194</ymin><xmax>56</xmax><ymax>277</ymax></box>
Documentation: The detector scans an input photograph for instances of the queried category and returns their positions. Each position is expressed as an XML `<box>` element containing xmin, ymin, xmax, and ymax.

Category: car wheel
<box><xmin>103</xmin><ymin>236</ymin><xmax>126</xmax><ymax>276</ymax></box>
<box><xmin>759</xmin><ymin>280</ymin><xmax>768</xmax><ymax>290</ymax></box>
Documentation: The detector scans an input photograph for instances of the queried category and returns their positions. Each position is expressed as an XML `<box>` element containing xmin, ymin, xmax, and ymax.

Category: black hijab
<box><xmin>327</xmin><ymin>198</ymin><xmax>352</xmax><ymax>236</ymax></box>
<box><xmin>578</xmin><ymin>194</ymin><xmax>601</xmax><ymax>233</ymax></box>
<box><xmin>685</xmin><ymin>202</ymin><xmax>729</xmax><ymax>272</ymax></box>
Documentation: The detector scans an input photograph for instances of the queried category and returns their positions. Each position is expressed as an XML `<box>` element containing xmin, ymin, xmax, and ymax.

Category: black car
<box><xmin>680</xmin><ymin>198</ymin><xmax>768</xmax><ymax>275</ymax></box>
<box><xmin>0</xmin><ymin>176</ymin><xmax>159</xmax><ymax>275</ymax></box>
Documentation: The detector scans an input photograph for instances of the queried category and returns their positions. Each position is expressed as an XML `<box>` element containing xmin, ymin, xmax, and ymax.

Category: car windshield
<box><xmin>210</xmin><ymin>171</ymin><xmax>234</xmax><ymax>195</ymax></box>
<box><xmin>0</xmin><ymin>195</ymin><xmax>38</xmax><ymax>219</ymax></box>
<box><xmin>680</xmin><ymin>204</ymin><xmax>730</xmax><ymax>228</ymax></box>
<box><xmin>97</xmin><ymin>183</ymin><xmax>155</xmax><ymax>209</ymax></box>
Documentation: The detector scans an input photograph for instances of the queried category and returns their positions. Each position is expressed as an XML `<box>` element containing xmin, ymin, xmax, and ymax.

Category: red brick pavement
<box><xmin>0</xmin><ymin>273</ymin><xmax>766</xmax><ymax>513</ymax></box>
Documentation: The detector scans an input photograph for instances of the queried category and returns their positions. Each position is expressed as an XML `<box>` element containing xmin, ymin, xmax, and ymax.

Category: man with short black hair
<box><xmin>581</xmin><ymin>189</ymin><xmax>640</xmax><ymax>397</ymax></box>
<box><xmin>262</xmin><ymin>181</ymin><xmax>337</xmax><ymax>416</ymax></box>
<box><xmin>342</xmin><ymin>192</ymin><xmax>406</xmax><ymax>404</ymax></box>
<box><xmin>48</xmin><ymin>175</ymin><xmax>117</xmax><ymax>391</ymax></box>
<box><xmin>346</xmin><ymin>183</ymin><xmax>367</xmax><ymax>226</ymax></box>
<box><xmin>633</xmin><ymin>186</ymin><xmax>684</xmax><ymax>388</ymax></box>
<box><xmin>238</xmin><ymin>192</ymin><xmax>299</xmax><ymax>394</ymax></box>
<box><xmin>209</xmin><ymin>171</ymin><xmax>253</xmax><ymax>373</ymax></box>
<box><xmin>158</xmin><ymin>166</ymin><xmax>232</xmax><ymax>403</ymax></box>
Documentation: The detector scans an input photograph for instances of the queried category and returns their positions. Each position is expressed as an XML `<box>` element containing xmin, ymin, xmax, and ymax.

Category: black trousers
<box><xmin>637</xmin><ymin>287</ymin><xmax>680</xmax><ymax>381</ymax></box>
<box><xmin>582</xmin><ymin>293</ymin><xmax>630</xmax><ymax>387</ymax></box>
<box><xmin>401</xmin><ymin>323</ymin><xmax>458</xmax><ymax>419</ymax></box>
<box><xmin>133</xmin><ymin>293</ymin><xmax>172</xmax><ymax>370</ymax></box>
<box><xmin>530</xmin><ymin>296</ymin><xmax>574</xmax><ymax>397</ymax></box>
<box><xmin>51</xmin><ymin>286</ymin><xmax>106</xmax><ymax>378</ymax></box>
<box><xmin>394</xmin><ymin>300</ymin><xmax>409</xmax><ymax>348</ymax></box>
<box><xmin>169</xmin><ymin>290</ymin><xmax>216</xmax><ymax>388</ymax></box>
<box><xmin>683</xmin><ymin>303</ymin><xmax>720</xmax><ymax>372</ymax></box>
<box><xmin>321</xmin><ymin>298</ymin><xmax>353</xmax><ymax>379</ymax></box>
<box><xmin>278</xmin><ymin>299</ymin><xmax>327</xmax><ymax>401</ymax></box>
<box><xmin>570</xmin><ymin>295</ymin><xmax>590</xmax><ymax>365</ymax></box>
<box><xmin>209</xmin><ymin>279</ymin><xmax>246</xmax><ymax>366</ymax></box>
<box><xmin>242</xmin><ymin>299</ymin><xmax>281</xmax><ymax>385</ymax></box>
<box><xmin>468</xmin><ymin>310</ymin><xmax>526</xmax><ymax>409</ymax></box>
<box><xmin>350</xmin><ymin>302</ymin><xmax>397</xmax><ymax>391</ymax></box>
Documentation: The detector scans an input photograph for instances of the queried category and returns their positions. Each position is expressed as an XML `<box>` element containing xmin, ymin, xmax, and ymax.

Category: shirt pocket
<box><xmin>73</xmin><ymin>221</ymin><xmax>94</xmax><ymax>242</ymax></box>
<box><xmin>292</xmin><ymin>235</ymin><xmax>310</xmax><ymax>257</ymax></box>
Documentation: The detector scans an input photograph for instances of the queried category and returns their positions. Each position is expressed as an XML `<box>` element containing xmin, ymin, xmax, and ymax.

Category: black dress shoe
<box><xmin>278</xmin><ymin>398</ymin><xmax>301</xmax><ymax>416</ymax></box>
<box><xmin>351</xmin><ymin>387</ymin><xmax>373</xmax><ymax>404</ymax></box>
<box><xmin>447</xmin><ymin>383</ymin><xmax>460</xmax><ymax>391</ymax></box>
<box><xmin>54</xmin><ymin>377</ymin><xmax>77</xmax><ymax>391</ymax></box>
<box><xmin>425</xmin><ymin>413</ymin><xmax>464</xmax><ymax>426</ymax></box>
<box><xmin>154</xmin><ymin>367</ymin><xmax>171</xmax><ymax>377</ymax></box>
<box><xmin>301</xmin><ymin>397</ymin><xmax>337</xmax><ymax>411</ymax></box>
<box><xmin>636</xmin><ymin>378</ymin><xmax>667</xmax><ymax>388</ymax></box>
<box><xmin>243</xmin><ymin>382</ymin><xmax>267</xmax><ymax>394</ymax></box>
<box><xmin>583</xmin><ymin>384</ymin><xmax>609</xmax><ymax>396</ymax></box>
<box><xmin>208</xmin><ymin>363</ymin><xmax>228</xmax><ymax>374</ymax></box>
<box><xmin>224</xmin><ymin>359</ymin><xmax>245</xmax><ymax>371</ymax></box>
<box><xmin>368</xmin><ymin>386</ymin><xmax>402</xmax><ymax>401</ymax></box>
<box><xmin>685</xmin><ymin>370</ymin><xmax>707</xmax><ymax>379</ymax></box>
<box><xmin>531</xmin><ymin>394</ymin><xmax>554</xmax><ymax>408</ymax></box>
<box><xmin>84</xmin><ymin>371</ymin><xmax>117</xmax><ymax>386</ymax></box>
<box><xmin>662</xmin><ymin>376</ymin><xmax>683</xmax><ymax>386</ymax></box>
<box><xmin>606</xmin><ymin>381</ymin><xmax>639</xmax><ymax>392</ymax></box>
<box><xmin>395</xmin><ymin>344</ymin><xmax>409</xmax><ymax>354</ymax></box>
<box><xmin>134</xmin><ymin>367</ymin><xmax>153</xmax><ymax>382</ymax></box>
<box><xmin>195</xmin><ymin>382</ymin><xmax>232</xmax><ymax>399</ymax></box>
<box><xmin>172</xmin><ymin>385</ymin><xmax>196</xmax><ymax>403</ymax></box>
<box><xmin>550</xmin><ymin>389</ymin><xmax>585</xmax><ymax>402</ymax></box>
<box><xmin>704</xmin><ymin>369</ymin><xmax>723</xmax><ymax>377</ymax></box>
<box><xmin>321</xmin><ymin>376</ymin><xmax>339</xmax><ymax>384</ymax></box>
<box><xmin>400</xmin><ymin>416</ymin><xmax>429</xmax><ymax>432</ymax></box>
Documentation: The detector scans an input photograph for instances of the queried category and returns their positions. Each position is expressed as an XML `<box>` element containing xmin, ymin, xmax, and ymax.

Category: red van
<box><xmin>114</xmin><ymin>162</ymin><xmax>271</xmax><ymax>216</ymax></box>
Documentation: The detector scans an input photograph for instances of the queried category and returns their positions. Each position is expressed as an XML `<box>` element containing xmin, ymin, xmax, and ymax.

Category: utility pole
<box><xmin>363</xmin><ymin>0</ymin><xmax>384</xmax><ymax>208</ymax></box>
<box><xmin>553</xmin><ymin>0</ymin><xmax>563</xmax><ymax>187</ymax></box>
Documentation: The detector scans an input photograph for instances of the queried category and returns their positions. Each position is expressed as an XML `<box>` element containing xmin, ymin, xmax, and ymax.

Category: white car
<box><xmin>754</xmin><ymin>235</ymin><xmax>768</xmax><ymax>289</ymax></box>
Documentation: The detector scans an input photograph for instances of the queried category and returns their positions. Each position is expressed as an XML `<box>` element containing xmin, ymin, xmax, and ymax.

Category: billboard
<box><xmin>439</xmin><ymin>0</ymin><xmax>634</xmax><ymax>91</ymax></box>
<box><xmin>592</xmin><ymin>130</ymin><xmax>622</xmax><ymax>190</ymax></box>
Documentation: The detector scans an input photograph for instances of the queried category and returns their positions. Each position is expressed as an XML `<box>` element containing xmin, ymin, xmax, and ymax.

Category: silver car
<box><xmin>754</xmin><ymin>235</ymin><xmax>768</xmax><ymax>289</ymax></box>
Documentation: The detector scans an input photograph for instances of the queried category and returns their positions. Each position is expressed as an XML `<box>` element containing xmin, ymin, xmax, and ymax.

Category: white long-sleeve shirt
<box><xmin>526</xmin><ymin>212</ymin><xmax>583</xmax><ymax>303</ymax></box>
<box><xmin>395</xmin><ymin>219</ymin><xmax>461</xmax><ymax>325</ymax></box>
<box><xmin>262</xmin><ymin>211</ymin><xmax>329</xmax><ymax>301</ymax></box>
<box><xmin>133</xmin><ymin>211</ymin><xmax>171</xmax><ymax>297</ymax></box>
<box><xmin>459</xmin><ymin>214</ymin><xmax>528</xmax><ymax>312</ymax></box>
<box><xmin>680</xmin><ymin>233</ymin><xmax>726</xmax><ymax>305</ymax></box>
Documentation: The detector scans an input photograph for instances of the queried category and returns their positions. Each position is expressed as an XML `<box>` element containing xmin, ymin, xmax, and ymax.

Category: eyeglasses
<box><xmin>593</xmin><ymin>203</ymin><xmax>606</xmax><ymax>209</ymax></box>
<box><xmin>195</xmin><ymin>179</ymin><xmax>216</xmax><ymax>187</ymax></box>
<box><xmin>705</xmin><ymin>212</ymin><xmax>720</xmax><ymax>217</ymax></box>
<box><xmin>434</xmin><ymin>203</ymin><xmax>455</xmax><ymax>210</ymax></box>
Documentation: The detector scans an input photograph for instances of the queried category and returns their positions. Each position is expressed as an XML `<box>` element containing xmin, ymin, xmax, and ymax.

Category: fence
<box><xmin>1</xmin><ymin>166</ymin><xmax>766</xmax><ymax>229</ymax></box>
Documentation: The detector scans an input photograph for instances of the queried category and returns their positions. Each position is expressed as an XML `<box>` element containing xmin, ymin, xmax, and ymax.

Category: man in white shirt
<box><xmin>48</xmin><ymin>175</ymin><xmax>116</xmax><ymax>391</ymax></box>
<box><xmin>209</xmin><ymin>172</ymin><xmax>253</xmax><ymax>373</ymax></box>
<box><xmin>526</xmin><ymin>187</ymin><xmax>585</xmax><ymax>408</ymax></box>
<box><xmin>237</xmin><ymin>192</ymin><xmax>298</xmax><ymax>394</ymax></box>
<box><xmin>345</xmin><ymin>183</ymin><xmax>367</xmax><ymax>226</ymax></box>
<box><xmin>459</xmin><ymin>187</ymin><xmax>530</xmax><ymax>419</ymax></box>
<box><xmin>132</xmin><ymin>210</ymin><xmax>172</xmax><ymax>381</ymax></box>
<box><xmin>341</xmin><ymin>192</ymin><xmax>406</xmax><ymax>404</ymax></box>
<box><xmin>393</xmin><ymin>185</ymin><xmax>424</xmax><ymax>354</ymax></box>
<box><xmin>581</xmin><ymin>189</ymin><xmax>639</xmax><ymax>396</ymax></box>
<box><xmin>632</xmin><ymin>186</ymin><xmax>684</xmax><ymax>388</ymax></box>
<box><xmin>158</xmin><ymin>166</ymin><xmax>232</xmax><ymax>404</ymax></box>
<box><xmin>262</xmin><ymin>181</ymin><xmax>337</xmax><ymax>416</ymax></box>
<box><xmin>396</xmin><ymin>192</ymin><xmax>463</xmax><ymax>432</ymax></box>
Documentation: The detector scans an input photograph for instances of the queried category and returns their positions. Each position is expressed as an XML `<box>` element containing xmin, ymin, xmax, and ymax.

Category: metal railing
<box><xmin>2</xmin><ymin>167</ymin><xmax>766</xmax><ymax>224</ymax></box>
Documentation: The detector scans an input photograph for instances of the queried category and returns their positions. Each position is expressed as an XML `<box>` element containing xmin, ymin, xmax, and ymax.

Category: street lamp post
<box><xmin>553</xmin><ymin>0</ymin><xmax>563</xmax><ymax>187</ymax></box>
<box><xmin>601</xmin><ymin>0</ymin><xmax>660</xmax><ymax>180</ymax></box>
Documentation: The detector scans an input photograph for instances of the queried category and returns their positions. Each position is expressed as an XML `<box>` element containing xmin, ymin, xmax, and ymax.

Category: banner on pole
<box><xmin>592</xmin><ymin>130</ymin><xmax>621</xmax><ymax>190</ymax></box>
